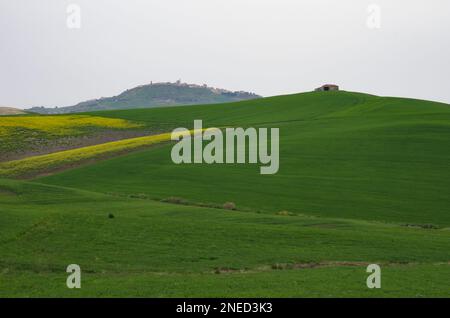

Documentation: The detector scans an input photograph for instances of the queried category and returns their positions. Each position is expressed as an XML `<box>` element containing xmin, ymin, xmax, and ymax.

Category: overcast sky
<box><xmin>1</xmin><ymin>0</ymin><xmax>449</xmax><ymax>108</ymax></box>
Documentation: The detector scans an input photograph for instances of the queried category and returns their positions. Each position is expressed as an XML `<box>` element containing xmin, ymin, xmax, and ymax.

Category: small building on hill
<box><xmin>315</xmin><ymin>84</ymin><xmax>339</xmax><ymax>92</ymax></box>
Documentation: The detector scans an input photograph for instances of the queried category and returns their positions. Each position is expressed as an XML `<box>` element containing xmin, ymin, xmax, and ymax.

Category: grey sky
<box><xmin>1</xmin><ymin>0</ymin><xmax>449</xmax><ymax>108</ymax></box>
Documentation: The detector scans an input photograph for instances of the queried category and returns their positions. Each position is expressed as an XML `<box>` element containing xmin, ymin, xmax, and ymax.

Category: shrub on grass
<box><xmin>161</xmin><ymin>197</ymin><xmax>188</xmax><ymax>205</ymax></box>
<box><xmin>402</xmin><ymin>223</ymin><xmax>440</xmax><ymax>230</ymax></box>
<box><xmin>276</xmin><ymin>210</ymin><xmax>296</xmax><ymax>216</ymax></box>
<box><xmin>128</xmin><ymin>193</ymin><xmax>149</xmax><ymax>199</ymax></box>
<box><xmin>223</xmin><ymin>202</ymin><xmax>236</xmax><ymax>210</ymax></box>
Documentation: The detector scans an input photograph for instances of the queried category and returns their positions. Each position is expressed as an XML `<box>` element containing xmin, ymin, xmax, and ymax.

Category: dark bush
<box><xmin>128</xmin><ymin>193</ymin><xmax>149</xmax><ymax>199</ymax></box>
<box><xmin>276</xmin><ymin>210</ymin><xmax>296</xmax><ymax>216</ymax></box>
<box><xmin>161</xmin><ymin>197</ymin><xmax>188</xmax><ymax>205</ymax></box>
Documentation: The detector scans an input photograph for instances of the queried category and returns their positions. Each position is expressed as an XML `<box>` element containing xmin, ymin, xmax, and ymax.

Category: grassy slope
<box><xmin>2</xmin><ymin>91</ymin><xmax>450</xmax><ymax>297</ymax></box>
<box><xmin>1</xmin><ymin>179</ymin><xmax>449</xmax><ymax>297</ymax></box>
<box><xmin>40</xmin><ymin>91</ymin><xmax>450</xmax><ymax>226</ymax></box>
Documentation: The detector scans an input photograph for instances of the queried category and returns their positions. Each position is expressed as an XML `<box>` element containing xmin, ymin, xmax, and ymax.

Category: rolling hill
<box><xmin>0</xmin><ymin>107</ymin><xmax>26</xmax><ymax>116</ymax></box>
<box><xmin>1</xmin><ymin>90</ymin><xmax>449</xmax><ymax>297</ymax></box>
<box><xmin>27</xmin><ymin>82</ymin><xmax>261</xmax><ymax>114</ymax></box>
<box><xmin>39</xmin><ymin>91</ymin><xmax>450</xmax><ymax>226</ymax></box>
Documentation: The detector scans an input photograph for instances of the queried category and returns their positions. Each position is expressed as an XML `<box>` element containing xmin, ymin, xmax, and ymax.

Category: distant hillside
<box><xmin>28</xmin><ymin>82</ymin><xmax>261</xmax><ymax>114</ymax></box>
<box><xmin>0</xmin><ymin>107</ymin><xmax>26</xmax><ymax>116</ymax></box>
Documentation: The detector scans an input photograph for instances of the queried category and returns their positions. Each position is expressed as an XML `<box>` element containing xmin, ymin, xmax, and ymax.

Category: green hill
<box><xmin>1</xmin><ymin>90</ymin><xmax>450</xmax><ymax>297</ymax></box>
<box><xmin>27</xmin><ymin>82</ymin><xmax>261</xmax><ymax>114</ymax></box>
<box><xmin>40</xmin><ymin>91</ymin><xmax>450</xmax><ymax>226</ymax></box>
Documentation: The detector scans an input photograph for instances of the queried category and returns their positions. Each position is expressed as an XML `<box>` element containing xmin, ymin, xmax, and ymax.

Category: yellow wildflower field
<box><xmin>0</xmin><ymin>115</ymin><xmax>141</xmax><ymax>137</ymax></box>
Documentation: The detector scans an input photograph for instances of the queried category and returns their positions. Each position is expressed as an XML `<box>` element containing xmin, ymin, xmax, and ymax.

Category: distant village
<box><xmin>127</xmin><ymin>80</ymin><xmax>260</xmax><ymax>96</ymax></box>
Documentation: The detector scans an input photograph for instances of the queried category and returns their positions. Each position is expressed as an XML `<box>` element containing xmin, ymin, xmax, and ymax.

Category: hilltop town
<box><xmin>28</xmin><ymin>81</ymin><xmax>260</xmax><ymax>114</ymax></box>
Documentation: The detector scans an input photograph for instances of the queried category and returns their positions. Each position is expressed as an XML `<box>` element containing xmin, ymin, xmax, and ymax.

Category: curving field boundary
<box><xmin>0</xmin><ymin>131</ymin><xmax>184</xmax><ymax>178</ymax></box>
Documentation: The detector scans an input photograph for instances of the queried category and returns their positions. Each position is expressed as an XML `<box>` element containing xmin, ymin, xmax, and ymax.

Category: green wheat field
<box><xmin>1</xmin><ymin>91</ymin><xmax>449</xmax><ymax>297</ymax></box>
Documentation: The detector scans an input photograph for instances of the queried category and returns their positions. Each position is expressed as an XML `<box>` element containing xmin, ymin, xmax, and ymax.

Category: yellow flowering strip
<box><xmin>0</xmin><ymin>129</ymin><xmax>203</xmax><ymax>178</ymax></box>
<box><xmin>0</xmin><ymin>115</ymin><xmax>140</xmax><ymax>137</ymax></box>
<box><xmin>0</xmin><ymin>133</ymin><xmax>169</xmax><ymax>178</ymax></box>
